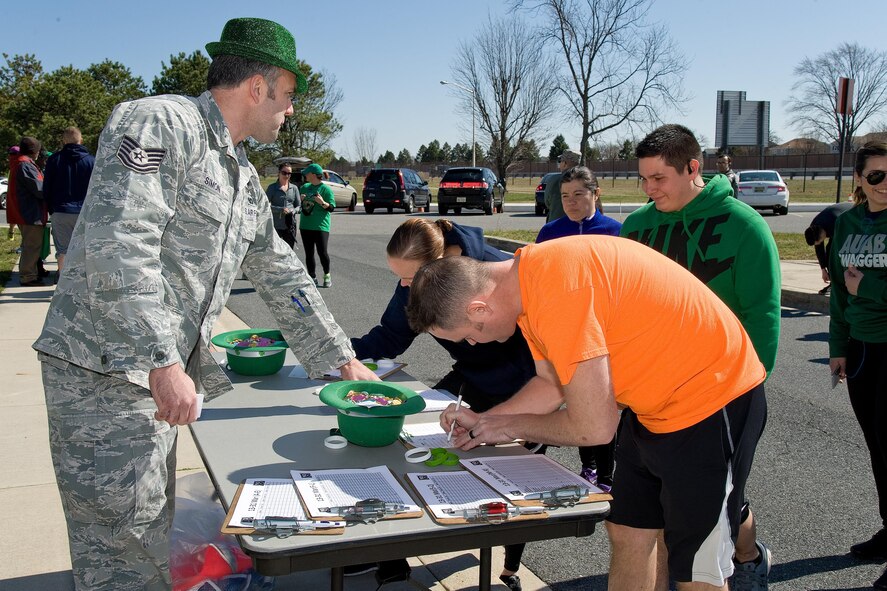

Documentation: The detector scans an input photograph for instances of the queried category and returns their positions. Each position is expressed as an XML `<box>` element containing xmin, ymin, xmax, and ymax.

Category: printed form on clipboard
<box><xmin>405</xmin><ymin>471</ymin><xmax>547</xmax><ymax>525</ymax></box>
<box><xmin>460</xmin><ymin>455</ymin><xmax>612</xmax><ymax>507</ymax></box>
<box><xmin>291</xmin><ymin>465</ymin><xmax>423</xmax><ymax>521</ymax></box>
<box><xmin>222</xmin><ymin>478</ymin><xmax>345</xmax><ymax>535</ymax></box>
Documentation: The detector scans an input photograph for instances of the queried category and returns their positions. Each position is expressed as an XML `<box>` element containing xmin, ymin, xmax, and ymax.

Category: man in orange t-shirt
<box><xmin>406</xmin><ymin>235</ymin><xmax>767</xmax><ymax>591</ymax></box>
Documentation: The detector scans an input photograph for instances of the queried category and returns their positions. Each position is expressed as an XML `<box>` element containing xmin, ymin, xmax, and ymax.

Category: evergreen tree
<box><xmin>548</xmin><ymin>134</ymin><xmax>569</xmax><ymax>160</ymax></box>
<box><xmin>151</xmin><ymin>51</ymin><xmax>210</xmax><ymax>97</ymax></box>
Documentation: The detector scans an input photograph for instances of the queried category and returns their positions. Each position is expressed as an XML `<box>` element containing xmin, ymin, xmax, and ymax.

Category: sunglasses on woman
<box><xmin>863</xmin><ymin>170</ymin><xmax>886</xmax><ymax>185</ymax></box>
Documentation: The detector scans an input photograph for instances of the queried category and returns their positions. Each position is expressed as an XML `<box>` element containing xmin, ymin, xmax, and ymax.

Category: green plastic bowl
<box><xmin>211</xmin><ymin>329</ymin><xmax>289</xmax><ymax>376</ymax></box>
<box><xmin>319</xmin><ymin>381</ymin><xmax>426</xmax><ymax>447</ymax></box>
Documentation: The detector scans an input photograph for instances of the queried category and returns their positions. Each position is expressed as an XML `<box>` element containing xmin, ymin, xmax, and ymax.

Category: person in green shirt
<box><xmin>829</xmin><ymin>141</ymin><xmax>887</xmax><ymax>591</ymax></box>
<box><xmin>621</xmin><ymin>124</ymin><xmax>780</xmax><ymax>591</ymax></box>
<box><xmin>299</xmin><ymin>162</ymin><xmax>336</xmax><ymax>287</ymax></box>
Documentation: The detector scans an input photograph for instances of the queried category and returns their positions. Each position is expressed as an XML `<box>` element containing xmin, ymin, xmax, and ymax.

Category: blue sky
<box><xmin>3</xmin><ymin>0</ymin><xmax>883</xmax><ymax>158</ymax></box>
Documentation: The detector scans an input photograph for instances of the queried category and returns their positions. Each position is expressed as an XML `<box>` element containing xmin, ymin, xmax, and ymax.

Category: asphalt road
<box><xmin>227</xmin><ymin>210</ymin><xmax>883</xmax><ymax>590</ymax></box>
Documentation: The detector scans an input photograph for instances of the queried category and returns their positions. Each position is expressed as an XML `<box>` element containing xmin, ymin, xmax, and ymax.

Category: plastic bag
<box><xmin>171</xmin><ymin>472</ymin><xmax>275</xmax><ymax>591</ymax></box>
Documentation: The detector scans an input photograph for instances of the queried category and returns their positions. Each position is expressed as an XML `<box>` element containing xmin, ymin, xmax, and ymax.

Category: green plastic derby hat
<box><xmin>319</xmin><ymin>381</ymin><xmax>426</xmax><ymax>447</ymax></box>
<box><xmin>206</xmin><ymin>17</ymin><xmax>308</xmax><ymax>93</ymax></box>
<box><xmin>211</xmin><ymin>329</ymin><xmax>289</xmax><ymax>376</ymax></box>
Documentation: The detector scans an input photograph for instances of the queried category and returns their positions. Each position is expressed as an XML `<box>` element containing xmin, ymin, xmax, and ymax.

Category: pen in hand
<box><xmin>447</xmin><ymin>393</ymin><xmax>463</xmax><ymax>442</ymax></box>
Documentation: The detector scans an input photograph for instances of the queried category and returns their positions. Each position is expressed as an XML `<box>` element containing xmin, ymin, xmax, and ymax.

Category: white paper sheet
<box><xmin>405</xmin><ymin>471</ymin><xmax>513</xmax><ymax>519</ymax></box>
<box><xmin>460</xmin><ymin>455</ymin><xmax>604</xmax><ymax>501</ymax></box>
<box><xmin>291</xmin><ymin>466</ymin><xmax>420</xmax><ymax>518</ymax></box>
<box><xmin>228</xmin><ymin>478</ymin><xmax>344</xmax><ymax>528</ymax></box>
<box><xmin>417</xmin><ymin>389</ymin><xmax>464</xmax><ymax>413</ymax></box>
<box><xmin>400</xmin><ymin>422</ymin><xmax>456</xmax><ymax>449</ymax></box>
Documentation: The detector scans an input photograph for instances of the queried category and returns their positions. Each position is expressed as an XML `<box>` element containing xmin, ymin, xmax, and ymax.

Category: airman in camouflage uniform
<box><xmin>32</xmin><ymin>18</ymin><xmax>377</xmax><ymax>590</ymax></box>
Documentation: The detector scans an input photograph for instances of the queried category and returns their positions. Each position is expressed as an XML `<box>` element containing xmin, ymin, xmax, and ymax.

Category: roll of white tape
<box><xmin>324</xmin><ymin>435</ymin><xmax>348</xmax><ymax>449</ymax></box>
<box><xmin>404</xmin><ymin>447</ymin><xmax>433</xmax><ymax>464</ymax></box>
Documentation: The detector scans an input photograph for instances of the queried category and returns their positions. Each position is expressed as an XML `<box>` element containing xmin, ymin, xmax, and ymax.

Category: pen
<box><xmin>298</xmin><ymin>288</ymin><xmax>311</xmax><ymax>305</ymax></box>
<box><xmin>291</xmin><ymin>296</ymin><xmax>306</xmax><ymax>313</ymax></box>
<box><xmin>447</xmin><ymin>393</ymin><xmax>463</xmax><ymax>442</ymax></box>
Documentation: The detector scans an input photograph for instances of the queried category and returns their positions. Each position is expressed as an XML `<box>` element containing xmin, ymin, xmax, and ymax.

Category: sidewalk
<box><xmin>0</xmin><ymin>256</ymin><xmax>826</xmax><ymax>591</ymax></box>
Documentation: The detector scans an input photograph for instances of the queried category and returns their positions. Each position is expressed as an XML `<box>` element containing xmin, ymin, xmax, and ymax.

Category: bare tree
<box><xmin>352</xmin><ymin>126</ymin><xmax>378</xmax><ymax>164</ymax></box>
<box><xmin>449</xmin><ymin>15</ymin><xmax>559</xmax><ymax>180</ymax></box>
<box><xmin>514</xmin><ymin>0</ymin><xmax>687</xmax><ymax>163</ymax></box>
<box><xmin>786</xmin><ymin>43</ymin><xmax>887</xmax><ymax>148</ymax></box>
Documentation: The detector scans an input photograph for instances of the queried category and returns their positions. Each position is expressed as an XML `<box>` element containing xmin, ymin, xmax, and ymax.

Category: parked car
<box><xmin>0</xmin><ymin>177</ymin><xmax>7</xmax><ymax>209</ymax></box>
<box><xmin>534</xmin><ymin>172</ymin><xmax>560</xmax><ymax>217</ymax></box>
<box><xmin>736</xmin><ymin>170</ymin><xmax>790</xmax><ymax>215</ymax></box>
<box><xmin>437</xmin><ymin>167</ymin><xmax>505</xmax><ymax>216</ymax></box>
<box><xmin>362</xmin><ymin>168</ymin><xmax>431</xmax><ymax>214</ymax></box>
<box><xmin>322</xmin><ymin>169</ymin><xmax>358</xmax><ymax>212</ymax></box>
<box><xmin>272</xmin><ymin>156</ymin><xmax>357</xmax><ymax>211</ymax></box>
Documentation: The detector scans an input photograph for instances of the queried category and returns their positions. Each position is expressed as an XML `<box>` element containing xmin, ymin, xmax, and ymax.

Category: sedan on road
<box><xmin>0</xmin><ymin>177</ymin><xmax>7</xmax><ymax>209</ymax></box>
<box><xmin>736</xmin><ymin>170</ymin><xmax>790</xmax><ymax>215</ymax></box>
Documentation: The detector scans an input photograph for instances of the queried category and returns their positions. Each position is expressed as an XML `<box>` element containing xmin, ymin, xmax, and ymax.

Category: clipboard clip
<box><xmin>453</xmin><ymin>501</ymin><xmax>520</xmax><ymax>524</ymax></box>
<box><xmin>524</xmin><ymin>485</ymin><xmax>589</xmax><ymax>508</ymax></box>
<box><xmin>320</xmin><ymin>498</ymin><xmax>409</xmax><ymax>523</ymax></box>
<box><xmin>246</xmin><ymin>516</ymin><xmax>318</xmax><ymax>538</ymax></box>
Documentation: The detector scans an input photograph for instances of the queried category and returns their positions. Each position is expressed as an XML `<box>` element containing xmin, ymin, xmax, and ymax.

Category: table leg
<box><xmin>330</xmin><ymin>566</ymin><xmax>344</xmax><ymax>591</ymax></box>
<box><xmin>479</xmin><ymin>547</ymin><xmax>492</xmax><ymax>591</ymax></box>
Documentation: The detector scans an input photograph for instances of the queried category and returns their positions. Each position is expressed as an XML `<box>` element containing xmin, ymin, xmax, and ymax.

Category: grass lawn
<box><xmin>0</xmin><ymin>232</ymin><xmax>21</xmax><ymax>294</ymax></box>
<box><xmin>325</xmin><ymin>175</ymin><xmax>849</xmax><ymax>205</ymax></box>
<box><xmin>485</xmin><ymin>229</ymin><xmax>811</xmax><ymax>261</ymax></box>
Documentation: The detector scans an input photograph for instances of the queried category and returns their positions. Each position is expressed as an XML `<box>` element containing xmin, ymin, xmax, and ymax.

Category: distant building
<box><xmin>715</xmin><ymin>91</ymin><xmax>770</xmax><ymax>153</ymax></box>
<box><xmin>768</xmin><ymin>137</ymin><xmax>829</xmax><ymax>156</ymax></box>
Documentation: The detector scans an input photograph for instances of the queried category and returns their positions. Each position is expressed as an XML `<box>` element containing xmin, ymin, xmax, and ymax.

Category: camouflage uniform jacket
<box><xmin>33</xmin><ymin>91</ymin><xmax>355</xmax><ymax>399</ymax></box>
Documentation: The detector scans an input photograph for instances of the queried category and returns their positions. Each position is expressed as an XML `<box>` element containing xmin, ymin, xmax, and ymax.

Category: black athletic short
<box><xmin>607</xmin><ymin>384</ymin><xmax>766</xmax><ymax>585</ymax></box>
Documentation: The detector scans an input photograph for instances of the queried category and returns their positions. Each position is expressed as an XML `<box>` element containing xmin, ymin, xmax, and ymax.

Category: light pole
<box><xmin>440</xmin><ymin>80</ymin><xmax>475</xmax><ymax>166</ymax></box>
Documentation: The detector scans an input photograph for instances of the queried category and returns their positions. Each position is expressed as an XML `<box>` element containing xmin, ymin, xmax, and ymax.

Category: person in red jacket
<box><xmin>6</xmin><ymin>145</ymin><xmax>23</xmax><ymax>240</ymax></box>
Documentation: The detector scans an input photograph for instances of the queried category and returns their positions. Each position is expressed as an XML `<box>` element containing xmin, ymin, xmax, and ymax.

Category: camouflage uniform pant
<box><xmin>40</xmin><ymin>354</ymin><xmax>177</xmax><ymax>591</ymax></box>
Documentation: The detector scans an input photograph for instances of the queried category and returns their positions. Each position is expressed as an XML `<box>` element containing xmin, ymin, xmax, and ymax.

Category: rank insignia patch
<box><xmin>116</xmin><ymin>135</ymin><xmax>166</xmax><ymax>173</ymax></box>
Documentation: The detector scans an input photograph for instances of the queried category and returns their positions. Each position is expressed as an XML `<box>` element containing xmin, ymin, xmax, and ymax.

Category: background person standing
<box><xmin>829</xmin><ymin>141</ymin><xmax>887</xmax><ymax>591</ymax></box>
<box><xmin>543</xmin><ymin>149</ymin><xmax>580</xmax><ymax>223</ymax></box>
<box><xmin>716</xmin><ymin>153</ymin><xmax>739</xmax><ymax>196</ymax></box>
<box><xmin>265</xmin><ymin>162</ymin><xmax>301</xmax><ymax>249</ymax></box>
<box><xmin>42</xmin><ymin>126</ymin><xmax>95</xmax><ymax>277</ymax></box>
<box><xmin>299</xmin><ymin>162</ymin><xmax>335</xmax><ymax>287</ymax></box>
<box><xmin>805</xmin><ymin>201</ymin><xmax>854</xmax><ymax>294</ymax></box>
<box><xmin>14</xmin><ymin>136</ymin><xmax>47</xmax><ymax>286</ymax></box>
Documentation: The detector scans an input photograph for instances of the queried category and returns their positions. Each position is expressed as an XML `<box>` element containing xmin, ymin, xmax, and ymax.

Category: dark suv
<box><xmin>437</xmin><ymin>167</ymin><xmax>505</xmax><ymax>215</ymax></box>
<box><xmin>362</xmin><ymin>168</ymin><xmax>431</xmax><ymax>214</ymax></box>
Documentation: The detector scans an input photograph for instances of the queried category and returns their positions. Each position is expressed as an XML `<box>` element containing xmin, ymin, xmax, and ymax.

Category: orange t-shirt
<box><xmin>516</xmin><ymin>236</ymin><xmax>765</xmax><ymax>434</ymax></box>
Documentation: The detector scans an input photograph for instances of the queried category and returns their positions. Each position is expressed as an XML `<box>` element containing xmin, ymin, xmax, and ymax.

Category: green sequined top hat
<box><xmin>206</xmin><ymin>17</ymin><xmax>308</xmax><ymax>93</ymax></box>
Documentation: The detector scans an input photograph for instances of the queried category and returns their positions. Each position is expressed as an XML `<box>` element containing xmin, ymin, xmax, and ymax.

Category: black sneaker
<box><xmin>375</xmin><ymin>558</ymin><xmax>411</xmax><ymax>584</ymax></box>
<box><xmin>343</xmin><ymin>562</ymin><xmax>378</xmax><ymax>576</ymax></box>
<box><xmin>851</xmin><ymin>529</ymin><xmax>887</xmax><ymax>560</ymax></box>
<box><xmin>500</xmin><ymin>574</ymin><xmax>522</xmax><ymax>591</ymax></box>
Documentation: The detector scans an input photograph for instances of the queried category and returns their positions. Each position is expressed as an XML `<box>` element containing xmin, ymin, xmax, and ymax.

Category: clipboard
<box><xmin>291</xmin><ymin>466</ymin><xmax>424</xmax><ymax>521</ymax></box>
<box><xmin>405</xmin><ymin>471</ymin><xmax>549</xmax><ymax>525</ymax></box>
<box><xmin>222</xmin><ymin>479</ymin><xmax>345</xmax><ymax>535</ymax></box>
<box><xmin>460</xmin><ymin>455</ymin><xmax>612</xmax><ymax>507</ymax></box>
<box><xmin>322</xmin><ymin>360</ymin><xmax>407</xmax><ymax>381</ymax></box>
